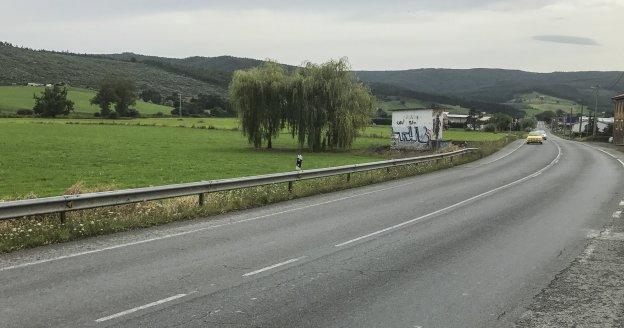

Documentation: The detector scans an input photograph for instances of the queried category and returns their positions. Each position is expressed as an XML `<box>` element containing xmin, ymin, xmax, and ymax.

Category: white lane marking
<box><xmin>335</xmin><ymin>141</ymin><xmax>562</xmax><ymax>247</ymax></box>
<box><xmin>613</xmin><ymin>211</ymin><xmax>622</xmax><ymax>219</ymax></box>
<box><xmin>0</xmin><ymin>181</ymin><xmax>432</xmax><ymax>272</ymax></box>
<box><xmin>95</xmin><ymin>293</ymin><xmax>188</xmax><ymax>323</ymax></box>
<box><xmin>581</xmin><ymin>143</ymin><xmax>624</xmax><ymax>168</ymax></box>
<box><xmin>473</xmin><ymin>140</ymin><xmax>524</xmax><ymax>167</ymax></box>
<box><xmin>242</xmin><ymin>256</ymin><xmax>305</xmax><ymax>277</ymax></box>
<box><xmin>0</xmin><ymin>144</ymin><xmax>517</xmax><ymax>272</ymax></box>
<box><xmin>619</xmin><ymin>201</ymin><xmax>624</xmax><ymax>207</ymax></box>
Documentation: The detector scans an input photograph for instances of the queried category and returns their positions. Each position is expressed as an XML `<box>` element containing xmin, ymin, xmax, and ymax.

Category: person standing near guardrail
<box><xmin>296</xmin><ymin>154</ymin><xmax>303</xmax><ymax>171</ymax></box>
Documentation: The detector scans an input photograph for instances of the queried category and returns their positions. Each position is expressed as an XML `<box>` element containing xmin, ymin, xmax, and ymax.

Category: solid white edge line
<box><xmin>95</xmin><ymin>293</ymin><xmax>188</xmax><ymax>323</ymax></box>
<box><xmin>242</xmin><ymin>256</ymin><xmax>305</xmax><ymax>277</ymax></box>
<box><xmin>335</xmin><ymin>141</ymin><xmax>562</xmax><ymax>247</ymax></box>
<box><xmin>580</xmin><ymin>143</ymin><xmax>624</xmax><ymax>168</ymax></box>
<box><xmin>0</xmin><ymin>140</ymin><xmax>519</xmax><ymax>272</ymax></box>
<box><xmin>475</xmin><ymin>140</ymin><xmax>524</xmax><ymax>166</ymax></box>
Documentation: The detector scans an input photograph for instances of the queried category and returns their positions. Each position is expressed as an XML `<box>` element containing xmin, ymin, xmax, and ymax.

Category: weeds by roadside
<box><xmin>0</xmin><ymin>137</ymin><xmax>514</xmax><ymax>253</ymax></box>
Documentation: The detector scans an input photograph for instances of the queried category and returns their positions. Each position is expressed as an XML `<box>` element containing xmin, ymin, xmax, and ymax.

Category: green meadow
<box><xmin>0</xmin><ymin>118</ymin><xmax>507</xmax><ymax>199</ymax></box>
<box><xmin>0</xmin><ymin>120</ymin><xmax>384</xmax><ymax>198</ymax></box>
<box><xmin>0</xmin><ymin>86</ymin><xmax>172</xmax><ymax>116</ymax></box>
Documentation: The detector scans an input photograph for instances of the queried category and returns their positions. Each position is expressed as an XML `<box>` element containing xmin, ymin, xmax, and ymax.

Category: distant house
<box><xmin>391</xmin><ymin>108</ymin><xmax>444</xmax><ymax>150</ymax></box>
<box><xmin>613</xmin><ymin>93</ymin><xmax>624</xmax><ymax>144</ymax></box>
<box><xmin>571</xmin><ymin>116</ymin><xmax>614</xmax><ymax>134</ymax></box>
<box><xmin>27</xmin><ymin>83</ymin><xmax>44</xmax><ymax>87</ymax></box>
<box><xmin>446</xmin><ymin>113</ymin><xmax>468</xmax><ymax>126</ymax></box>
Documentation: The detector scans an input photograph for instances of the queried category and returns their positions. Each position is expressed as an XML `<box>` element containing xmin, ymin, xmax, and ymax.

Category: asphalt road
<box><xmin>2</xmin><ymin>134</ymin><xmax>623</xmax><ymax>328</ymax></box>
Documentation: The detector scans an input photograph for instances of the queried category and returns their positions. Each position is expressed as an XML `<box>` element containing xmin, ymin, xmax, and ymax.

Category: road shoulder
<box><xmin>516</xmin><ymin>142</ymin><xmax>624</xmax><ymax>327</ymax></box>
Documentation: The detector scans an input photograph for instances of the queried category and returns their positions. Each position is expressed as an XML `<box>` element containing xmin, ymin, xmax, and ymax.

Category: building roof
<box><xmin>388</xmin><ymin>107</ymin><xmax>431</xmax><ymax>112</ymax></box>
<box><xmin>613</xmin><ymin>93</ymin><xmax>624</xmax><ymax>100</ymax></box>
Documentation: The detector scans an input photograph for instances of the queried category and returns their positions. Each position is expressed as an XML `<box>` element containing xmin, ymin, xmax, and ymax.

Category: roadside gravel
<box><xmin>516</xmin><ymin>142</ymin><xmax>624</xmax><ymax>327</ymax></box>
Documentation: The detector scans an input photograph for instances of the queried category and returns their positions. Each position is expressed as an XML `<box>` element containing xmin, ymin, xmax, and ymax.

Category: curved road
<box><xmin>1</xmin><ymin>133</ymin><xmax>623</xmax><ymax>327</ymax></box>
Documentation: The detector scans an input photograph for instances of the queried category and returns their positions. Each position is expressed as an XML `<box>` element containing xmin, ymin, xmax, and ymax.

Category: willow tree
<box><xmin>286</xmin><ymin>58</ymin><xmax>374</xmax><ymax>151</ymax></box>
<box><xmin>229</xmin><ymin>61</ymin><xmax>288</xmax><ymax>149</ymax></box>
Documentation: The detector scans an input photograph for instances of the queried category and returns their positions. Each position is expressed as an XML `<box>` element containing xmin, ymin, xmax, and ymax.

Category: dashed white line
<box><xmin>242</xmin><ymin>257</ymin><xmax>306</xmax><ymax>277</ymax></box>
<box><xmin>335</xmin><ymin>141</ymin><xmax>562</xmax><ymax>247</ymax></box>
<box><xmin>0</xmin><ymin>141</ymin><xmax>528</xmax><ymax>273</ymax></box>
<box><xmin>95</xmin><ymin>293</ymin><xmax>189</xmax><ymax>323</ymax></box>
<box><xmin>613</xmin><ymin>211</ymin><xmax>622</xmax><ymax>219</ymax></box>
<box><xmin>0</xmin><ymin>181</ymin><xmax>439</xmax><ymax>272</ymax></box>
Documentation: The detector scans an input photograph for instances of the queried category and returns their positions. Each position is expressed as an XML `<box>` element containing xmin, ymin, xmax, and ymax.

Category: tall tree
<box><xmin>286</xmin><ymin>59</ymin><xmax>374</xmax><ymax>151</ymax></box>
<box><xmin>229</xmin><ymin>61</ymin><xmax>288</xmax><ymax>149</ymax></box>
<box><xmin>32</xmin><ymin>85</ymin><xmax>74</xmax><ymax>117</ymax></box>
<box><xmin>91</xmin><ymin>76</ymin><xmax>138</xmax><ymax>118</ymax></box>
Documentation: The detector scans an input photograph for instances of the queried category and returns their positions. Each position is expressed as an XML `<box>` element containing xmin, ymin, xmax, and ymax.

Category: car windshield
<box><xmin>529</xmin><ymin>131</ymin><xmax>542</xmax><ymax>136</ymax></box>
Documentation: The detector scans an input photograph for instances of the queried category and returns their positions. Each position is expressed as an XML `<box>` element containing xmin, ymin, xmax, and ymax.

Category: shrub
<box><xmin>154</xmin><ymin>112</ymin><xmax>164</xmax><ymax>117</ymax></box>
<box><xmin>483</xmin><ymin>124</ymin><xmax>496</xmax><ymax>132</ymax></box>
<box><xmin>16</xmin><ymin>109</ymin><xmax>34</xmax><ymax>116</ymax></box>
<box><xmin>372</xmin><ymin>118</ymin><xmax>392</xmax><ymax>125</ymax></box>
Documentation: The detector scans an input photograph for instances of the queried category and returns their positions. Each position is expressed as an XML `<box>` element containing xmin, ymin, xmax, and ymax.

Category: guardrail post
<box><xmin>59</xmin><ymin>212</ymin><xmax>66</xmax><ymax>224</ymax></box>
<box><xmin>288</xmin><ymin>181</ymin><xmax>293</xmax><ymax>193</ymax></box>
<box><xmin>198</xmin><ymin>193</ymin><xmax>205</xmax><ymax>206</ymax></box>
<box><xmin>346</xmin><ymin>173</ymin><xmax>351</xmax><ymax>182</ymax></box>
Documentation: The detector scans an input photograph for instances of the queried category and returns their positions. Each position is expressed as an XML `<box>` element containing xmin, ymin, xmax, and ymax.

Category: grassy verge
<box><xmin>0</xmin><ymin>135</ymin><xmax>515</xmax><ymax>253</ymax></box>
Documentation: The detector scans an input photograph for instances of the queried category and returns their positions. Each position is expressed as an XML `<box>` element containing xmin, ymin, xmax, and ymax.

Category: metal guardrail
<box><xmin>0</xmin><ymin>148</ymin><xmax>477</xmax><ymax>221</ymax></box>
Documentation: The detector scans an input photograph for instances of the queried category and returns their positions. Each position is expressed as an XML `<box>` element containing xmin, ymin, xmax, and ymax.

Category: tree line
<box><xmin>229</xmin><ymin>59</ymin><xmax>375</xmax><ymax>152</ymax></box>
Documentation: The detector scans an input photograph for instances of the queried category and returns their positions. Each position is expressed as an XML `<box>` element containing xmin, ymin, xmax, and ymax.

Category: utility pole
<box><xmin>579</xmin><ymin>103</ymin><xmax>583</xmax><ymax>138</ymax></box>
<box><xmin>591</xmin><ymin>85</ymin><xmax>600</xmax><ymax>137</ymax></box>
<box><xmin>569</xmin><ymin>106</ymin><xmax>573</xmax><ymax>139</ymax></box>
<box><xmin>179</xmin><ymin>92</ymin><xmax>182</xmax><ymax>118</ymax></box>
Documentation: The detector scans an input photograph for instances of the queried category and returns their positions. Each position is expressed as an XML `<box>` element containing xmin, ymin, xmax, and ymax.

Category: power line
<box><xmin>607</xmin><ymin>71</ymin><xmax>624</xmax><ymax>90</ymax></box>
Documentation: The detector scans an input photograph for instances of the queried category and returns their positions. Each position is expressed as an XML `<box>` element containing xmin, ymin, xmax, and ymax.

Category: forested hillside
<box><xmin>0</xmin><ymin>43</ymin><xmax>225</xmax><ymax>97</ymax></box>
<box><xmin>2</xmin><ymin>41</ymin><xmax>622</xmax><ymax>115</ymax></box>
<box><xmin>356</xmin><ymin>68</ymin><xmax>623</xmax><ymax>112</ymax></box>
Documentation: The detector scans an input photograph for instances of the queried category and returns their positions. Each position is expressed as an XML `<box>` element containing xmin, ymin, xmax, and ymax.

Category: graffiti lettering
<box><xmin>392</xmin><ymin>125</ymin><xmax>431</xmax><ymax>143</ymax></box>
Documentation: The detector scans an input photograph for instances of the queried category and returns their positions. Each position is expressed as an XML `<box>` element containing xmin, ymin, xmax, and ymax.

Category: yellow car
<box><xmin>526</xmin><ymin>131</ymin><xmax>544</xmax><ymax>144</ymax></box>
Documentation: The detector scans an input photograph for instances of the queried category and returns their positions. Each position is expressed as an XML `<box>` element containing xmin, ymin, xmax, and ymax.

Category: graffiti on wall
<box><xmin>392</xmin><ymin>114</ymin><xmax>432</xmax><ymax>144</ymax></box>
<box><xmin>393</xmin><ymin>124</ymin><xmax>431</xmax><ymax>143</ymax></box>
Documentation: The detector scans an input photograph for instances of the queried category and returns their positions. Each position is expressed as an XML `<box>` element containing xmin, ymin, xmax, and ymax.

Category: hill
<box><xmin>0</xmin><ymin>43</ymin><xmax>225</xmax><ymax>98</ymax></box>
<box><xmin>356</xmin><ymin>69</ymin><xmax>623</xmax><ymax>113</ymax></box>
<box><xmin>2</xmin><ymin>41</ymin><xmax>623</xmax><ymax>116</ymax></box>
<box><xmin>506</xmin><ymin>92</ymin><xmax>582</xmax><ymax>117</ymax></box>
<box><xmin>0</xmin><ymin>86</ymin><xmax>172</xmax><ymax>116</ymax></box>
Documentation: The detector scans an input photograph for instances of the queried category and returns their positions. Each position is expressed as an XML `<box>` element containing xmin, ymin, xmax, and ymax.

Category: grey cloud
<box><xmin>533</xmin><ymin>35</ymin><xmax>599</xmax><ymax>46</ymax></box>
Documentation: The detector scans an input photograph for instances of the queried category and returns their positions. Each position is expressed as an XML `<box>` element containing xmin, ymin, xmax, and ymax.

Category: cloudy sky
<box><xmin>0</xmin><ymin>0</ymin><xmax>622</xmax><ymax>72</ymax></box>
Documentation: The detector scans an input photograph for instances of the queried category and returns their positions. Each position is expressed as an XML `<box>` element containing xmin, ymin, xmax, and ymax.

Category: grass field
<box><xmin>376</xmin><ymin>97</ymin><xmax>470</xmax><ymax>115</ymax></box>
<box><xmin>0</xmin><ymin>86</ymin><xmax>173</xmax><ymax>116</ymax></box>
<box><xmin>509</xmin><ymin>92</ymin><xmax>580</xmax><ymax>117</ymax></box>
<box><xmin>0</xmin><ymin>117</ymin><xmax>240</xmax><ymax>130</ymax></box>
<box><xmin>0</xmin><ymin>120</ymin><xmax>386</xmax><ymax>198</ymax></box>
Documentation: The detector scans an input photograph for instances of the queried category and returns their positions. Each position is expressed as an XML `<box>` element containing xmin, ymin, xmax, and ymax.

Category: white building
<box><xmin>391</xmin><ymin>108</ymin><xmax>444</xmax><ymax>150</ymax></box>
<box><xmin>571</xmin><ymin>116</ymin><xmax>613</xmax><ymax>134</ymax></box>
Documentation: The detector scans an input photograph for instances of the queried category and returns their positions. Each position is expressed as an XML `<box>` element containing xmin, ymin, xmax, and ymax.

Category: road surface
<box><xmin>1</xmin><ymin>134</ymin><xmax>623</xmax><ymax>327</ymax></box>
